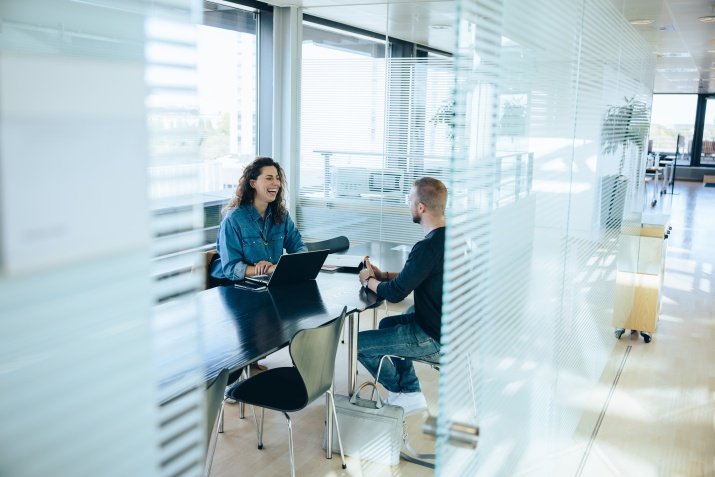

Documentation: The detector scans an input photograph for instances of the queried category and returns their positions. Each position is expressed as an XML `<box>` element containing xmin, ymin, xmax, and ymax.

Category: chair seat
<box><xmin>227</xmin><ymin>367</ymin><xmax>308</xmax><ymax>412</ymax></box>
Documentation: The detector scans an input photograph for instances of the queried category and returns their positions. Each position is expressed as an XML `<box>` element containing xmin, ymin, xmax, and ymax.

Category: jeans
<box><xmin>357</xmin><ymin>313</ymin><xmax>440</xmax><ymax>394</ymax></box>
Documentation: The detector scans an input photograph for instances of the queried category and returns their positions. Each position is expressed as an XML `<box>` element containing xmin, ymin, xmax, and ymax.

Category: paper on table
<box><xmin>323</xmin><ymin>254</ymin><xmax>365</xmax><ymax>267</ymax></box>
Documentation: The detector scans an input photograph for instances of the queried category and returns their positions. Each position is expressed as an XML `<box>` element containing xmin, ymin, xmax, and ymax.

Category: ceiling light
<box><xmin>709</xmin><ymin>49</ymin><xmax>715</xmax><ymax>53</ymax></box>
<box><xmin>657</xmin><ymin>68</ymin><xmax>698</xmax><ymax>73</ymax></box>
<box><xmin>656</xmin><ymin>52</ymin><xmax>690</xmax><ymax>58</ymax></box>
<box><xmin>701</xmin><ymin>5</ymin><xmax>715</xmax><ymax>22</ymax></box>
<box><xmin>629</xmin><ymin>19</ymin><xmax>654</xmax><ymax>25</ymax></box>
<box><xmin>429</xmin><ymin>24</ymin><xmax>451</xmax><ymax>30</ymax></box>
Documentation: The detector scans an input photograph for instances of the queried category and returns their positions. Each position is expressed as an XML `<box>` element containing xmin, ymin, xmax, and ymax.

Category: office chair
<box><xmin>226</xmin><ymin>308</ymin><xmax>348</xmax><ymax>477</ymax></box>
<box><xmin>204</xmin><ymin>368</ymin><xmax>230</xmax><ymax>476</ymax></box>
<box><xmin>305</xmin><ymin>235</ymin><xmax>350</xmax><ymax>254</ymax></box>
<box><xmin>191</xmin><ymin>249</ymin><xmax>219</xmax><ymax>291</ymax></box>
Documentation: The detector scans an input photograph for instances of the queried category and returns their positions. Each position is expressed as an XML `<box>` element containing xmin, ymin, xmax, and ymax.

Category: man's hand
<box><xmin>358</xmin><ymin>257</ymin><xmax>375</xmax><ymax>285</ymax></box>
<box><xmin>369</xmin><ymin>261</ymin><xmax>384</xmax><ymax>280</ymax></box>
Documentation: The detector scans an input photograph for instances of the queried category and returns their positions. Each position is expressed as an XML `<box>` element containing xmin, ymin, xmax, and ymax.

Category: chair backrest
<box><xmin>289</xmin><ymin>307</ymin><xmax>347</xmax><ymax>405</ymax></box>
<box><xmin>305</xmin><ymin>236</ymin><xmax>349</xmax><ymax>254</ymax></box>
<box><xmin>204</xmin><ymin>368</ymin><xmax>229</xmax><ymax>454</ymax></box>
<box><xmin>192</xmin><ymin>249</ymin><xmax>219</xmax><ymax>290</ymax></box>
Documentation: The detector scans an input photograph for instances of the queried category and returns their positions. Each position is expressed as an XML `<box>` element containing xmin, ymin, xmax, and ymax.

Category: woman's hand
<box><xmin>253</xmin><ymin>261</ymin><xmax>274</xmax><ymax>275</ymax></box>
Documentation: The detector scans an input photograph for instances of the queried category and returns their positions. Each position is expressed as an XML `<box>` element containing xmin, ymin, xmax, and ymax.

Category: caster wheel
<box><xmin>640</xmin><ymin>332</ymin><xmax>651</xmax><ymax>343</ymax></box>
<box><xmin>651</xmin><ymin>199</ymin><xmax>657</xmax><ymax>207</ymax></box>
<box><xmin>258</xmin><ymin>444</ymin><xmax>263</xmax><ymax>450</ymax></box>
<box><xmin>630</xmin><ymin>329</ymin><xmax>638</xmax><ymax>335</ymax></box>
<box><xmin>614</xmin><ymin>329</ymin><xmax>625</xmax><ymax>339</ymax></box>
<box><xmin>342</xmin><ymin>464</ymin><xmax>347</xmax><ymax>469</ymax></box>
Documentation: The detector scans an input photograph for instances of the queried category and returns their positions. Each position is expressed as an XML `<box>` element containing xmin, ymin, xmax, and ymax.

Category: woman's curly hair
<box><xmin>223</xmin><ymin>156</ymin><xmax>287</xmax><ymax>225</ymax></box>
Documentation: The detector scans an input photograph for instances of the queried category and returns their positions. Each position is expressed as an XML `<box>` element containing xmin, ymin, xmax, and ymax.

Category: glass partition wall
<box><xmin>442</xmin><ymin>0</ymin><xmax>660</xmax><ymax>475</ymax></box>
<box><xmin>298</xmin><ymin>0</ymin><xmax>661</xmax><ymax>475</ymax></box>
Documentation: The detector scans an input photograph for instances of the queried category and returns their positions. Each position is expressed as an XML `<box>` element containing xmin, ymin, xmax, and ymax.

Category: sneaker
<box><xmin>224</xmin><ymin>385</ymin><xmax>236</xmax><ymax>404</ymax></box>
<box><xmin>384</xmin><ymin>391</ymin><xmax>427</xmax><ymax>416</ymax></box>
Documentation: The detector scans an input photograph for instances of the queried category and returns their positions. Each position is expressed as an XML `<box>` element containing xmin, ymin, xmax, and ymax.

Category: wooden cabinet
<box><xmin>613</xmin><ymin>214</ymin><xmax>670</xmax><ymax>334</ymax></box>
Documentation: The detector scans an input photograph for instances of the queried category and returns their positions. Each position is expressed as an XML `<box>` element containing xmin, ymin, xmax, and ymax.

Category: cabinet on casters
<box><xmin>613</xmin><ymin>213</ymin><xmax>670</xmax><ymax>343</ymax></box>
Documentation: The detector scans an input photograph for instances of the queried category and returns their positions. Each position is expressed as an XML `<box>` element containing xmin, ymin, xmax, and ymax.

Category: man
<box><xmin>357</xmin><ymin>177</ymin><xmax>446</xmax><ymax>416</ymax></box>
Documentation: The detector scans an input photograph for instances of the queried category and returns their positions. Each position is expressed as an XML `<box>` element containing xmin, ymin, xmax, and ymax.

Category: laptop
<box><xmin>243</xmin><ymin>249</ymin><xmax>330</xmax><ymax>288</ymax></box>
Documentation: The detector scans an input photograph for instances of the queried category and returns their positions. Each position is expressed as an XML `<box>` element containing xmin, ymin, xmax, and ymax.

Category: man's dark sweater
<box><xmin>375</xmin><ymin>227</ymin><xmax>445</xmax><ymax>342</ymax></box>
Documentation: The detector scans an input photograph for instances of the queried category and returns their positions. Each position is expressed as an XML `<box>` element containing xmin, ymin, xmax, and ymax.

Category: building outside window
<box><xmin>649</xmin><ymin>94</ymin><xmax>697</xmax><ymax>165</ymax></box>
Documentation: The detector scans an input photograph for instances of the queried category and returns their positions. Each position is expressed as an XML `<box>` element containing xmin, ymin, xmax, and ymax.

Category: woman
<box><xmin>210</xmin><ymin>156</ymin><xmax>307</xmax><ymax>286</ymax></box>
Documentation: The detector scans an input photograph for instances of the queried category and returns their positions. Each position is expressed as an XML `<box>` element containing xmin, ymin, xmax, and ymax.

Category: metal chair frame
<box><xmin>225</xmin><ymin>309</ymin><xmax>348</xmax><ymax>477</ymax></box>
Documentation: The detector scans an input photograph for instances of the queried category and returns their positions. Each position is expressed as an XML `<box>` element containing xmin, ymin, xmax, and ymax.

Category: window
<box><xmin>700</xmin><ymin>97</ymin><xmax>715</xmax><ymax>166</ymax></box>
<box><xmin>198</xmin><ymin>2</ymin><xmax>258</xmax><ymax>190</ymax></box>
<box><xmin>649</xmin><ymin>94</ymin><xmax>697</xmax><ymax>166</ymax></box>
<box><xmin>148</xmin><ymin>1</ymin><xmax>260</xmax><ymax>284</ymax></box>
<box><xmin>299</xmin><ymin>20</ymin><xmax>453</xmax><ymax>244</ymax></box>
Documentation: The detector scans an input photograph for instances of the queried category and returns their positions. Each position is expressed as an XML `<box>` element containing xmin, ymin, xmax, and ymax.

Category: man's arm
<box><xmin>362</xmin><ymin>242</ymin><xmax>436</xmax><ymax>302</ymax></box>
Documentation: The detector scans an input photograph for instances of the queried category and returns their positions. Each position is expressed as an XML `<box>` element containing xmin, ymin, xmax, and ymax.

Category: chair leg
<box><xmin>284</xmin><ymin>413</ymin><xmax>295</xmax><ymax>477</ymax></box>
<box><xmin>204</xmin><ymin>401</ymin><xmax>224</xmax><ymax>476</ymax></box>
<box><xmin>326</xmin><ymin>391</ymin><xmax>347</xmax><ymax>470</ymax></box>
<box><xmin>218</xmin><ymin>397</ymin><xmax>227</xmax><ymax>433</ymax></box>
<box><xmin>239</xmin><ymin>367</ymin><xmax>249</xmax><ymax>419</ymax></box>
<box><xmin>250</xmin><ymin>406</ymin><xmax>265</xmax><ymax>449</ymax></box>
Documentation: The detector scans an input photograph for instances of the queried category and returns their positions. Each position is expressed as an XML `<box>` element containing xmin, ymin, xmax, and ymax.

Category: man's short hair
<box><xmin>413</xmin><ymin>177</ymin><xmax>447</xmax><ymax>215</ymax></box>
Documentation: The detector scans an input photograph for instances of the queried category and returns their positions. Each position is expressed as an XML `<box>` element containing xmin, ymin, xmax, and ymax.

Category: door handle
<box><xmin>423</xmin><ymin>415</ymin><xmax>479</xmax><ymax>449</ymax></box>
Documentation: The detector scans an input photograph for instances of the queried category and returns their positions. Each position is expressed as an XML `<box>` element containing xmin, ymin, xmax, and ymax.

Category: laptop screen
<box><xmin>244</xmin><ymin>249</ymin><xmax>329</xmax><ymax>287</ymax></box>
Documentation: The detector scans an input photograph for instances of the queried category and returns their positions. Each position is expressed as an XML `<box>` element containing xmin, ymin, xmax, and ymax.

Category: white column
<box><xmin>272</xmin><ymin>6</ymin><xmax>303</xmax><ymax>216</ymax></box>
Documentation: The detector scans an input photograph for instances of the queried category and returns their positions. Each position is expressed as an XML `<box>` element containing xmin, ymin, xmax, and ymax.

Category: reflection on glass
<box><xmin>148</xmin><ymin>2</ymin><xmax>258</xmax><ymax>199</ymax></box>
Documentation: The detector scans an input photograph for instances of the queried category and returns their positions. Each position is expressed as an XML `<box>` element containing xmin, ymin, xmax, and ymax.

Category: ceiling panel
<box><xmin>255</xmin><ymin>0</ymin><xmax>715</xmax><ymax>93</ymax></box>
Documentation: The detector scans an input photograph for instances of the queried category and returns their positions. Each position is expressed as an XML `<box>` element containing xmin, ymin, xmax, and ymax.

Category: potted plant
<box><xmin>600</xmin><ymin>96</ymin><xmax>650</xmax><ymax>227</ymax></box>
<box><xmin>601</xmin><ymin>96</ymin><xmax>649</xmax><ymax>176</ymax></box>
<box><xmin>499</xmin><ymin>97</ymin><xmax>527</xmax><ymax>138</ymax></box>
<box><xmin>429</xmin><ymin>99</ymin><xmax>455</xmax><ymax>139</ymax></box>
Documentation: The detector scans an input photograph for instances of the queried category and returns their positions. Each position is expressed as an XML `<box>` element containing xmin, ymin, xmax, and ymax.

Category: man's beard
<box><xmin>412</xmin><ymin>214</ymin><xmax>421</xmax><ymax>224</ymax></box>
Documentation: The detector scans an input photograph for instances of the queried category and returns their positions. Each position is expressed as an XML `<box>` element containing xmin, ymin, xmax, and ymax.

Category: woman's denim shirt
<box><xmin>210</xmin><ymin>204</ymin><xmax>307</xmax><ymax>281</ymax></box>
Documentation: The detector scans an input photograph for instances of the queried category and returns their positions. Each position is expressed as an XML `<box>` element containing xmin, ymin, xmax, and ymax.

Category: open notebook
<box><xmin>321</xmin><ymin>254</ymin><xmax>367</xmax><ymax>273</ymax></box>
<box><xmin>243</xmin><ymin>249</ymin><xmax>329</xmax><ymax>288</ymax></box>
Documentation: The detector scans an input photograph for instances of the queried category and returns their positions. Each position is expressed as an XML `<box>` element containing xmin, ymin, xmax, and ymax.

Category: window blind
<box><xmin>300</xmin><ymin>44</ymin><xmax>454</xmax><ymax>247</ymax></box>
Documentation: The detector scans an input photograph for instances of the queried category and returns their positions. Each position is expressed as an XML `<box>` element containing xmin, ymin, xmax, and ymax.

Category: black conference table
<box><xmin>196</xmin><ymin>241</ymin><xmax>411</xmax><ymax>392</ymax></box>
<box><xmin>191</xmin><ymin>241</ymin><xmax>410</xmax><ymax>458</ymax></box>
<box><xmin>197</xmin><ymin>273</ymin><xmax>373</xmax><ymax>383</ymax></box>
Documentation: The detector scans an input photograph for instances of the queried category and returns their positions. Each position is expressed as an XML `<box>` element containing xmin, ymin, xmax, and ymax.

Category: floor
<box><xmin>209</xmin><ymin>180</ymin><xmax>714</xmax><ymax>477</ymax></box>
<box><xmin>580</xmin><ymin>179</ymin><xmax>715</xmax><ymax>477</ymax></box>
